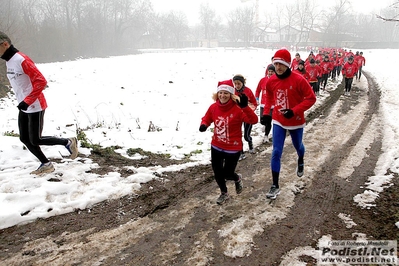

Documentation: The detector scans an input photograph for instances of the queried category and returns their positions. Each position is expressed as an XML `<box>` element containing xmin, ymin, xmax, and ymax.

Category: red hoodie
<box><xmin>305</xmin><ymin>64</ymin><xmax>321</xmax><ymax>83</ymax></box>
<box><xmin>356</xmin><ymin>55</ymin><xmax>365</xmax><ymax>67</ymax></box>
<box><xmin>319</xmin><ymin>60</ymin><xmax>333</xmax><ymax>74</ymax></box>
<box><xmin>255</xmin><ymin>75</ymin><xmax>273</xmax><ymax>107</ymax></box>
<box><xmin>264</xmin><ymin>71</ymin><xmax>316</xmax><ymax>129</ymax></box>
<box><xmin>201</xmin><ymin>99</ymin><xmax>258</xmax><ymax>151</ymax></box>
<box><xmin>342</xmin><ymin>61</ymin><xmax>358</xmax><ymax>78</ymax></box>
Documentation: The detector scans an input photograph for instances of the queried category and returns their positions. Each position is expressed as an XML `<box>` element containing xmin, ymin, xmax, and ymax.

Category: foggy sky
<box><xmin>151</xmin><ymin>0</ymin><xmax>395</xmax><ymax>26</ymax></box>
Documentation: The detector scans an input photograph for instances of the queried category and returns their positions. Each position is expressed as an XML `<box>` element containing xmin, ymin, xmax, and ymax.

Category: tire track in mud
<box><xmin>235</xmin><ymin>72</ymin><xmax>383</xmax><ymax>265</ymax></box>
<box><xmin>0</xmin><ymin>73</ymin><xmax>383</xmax><ymax>265</ymax></box>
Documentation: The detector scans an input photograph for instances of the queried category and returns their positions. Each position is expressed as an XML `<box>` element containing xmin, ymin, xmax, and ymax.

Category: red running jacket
<box><xmin>264</xmin><ymin>71</ymin><xmax>316</xmax><ymax>130</ymax></box>
<box><xmin>255</xmin><ymin>75</ymin><xmax>273</xmax><ymax>107</ymax></box>
<box><xmin>342</xmin><ymin>61</ymin><xmax>358</xmax><ymax>78</ymax></box>
<box><xmin>201</xmin><ymin>99</ymin><xmax>258</xmax><ymax>151</ymax></box>
<box><xmin>305</xmin><ymin>64</ymin><xmax>321</xmax><ymax>83</ymax></box>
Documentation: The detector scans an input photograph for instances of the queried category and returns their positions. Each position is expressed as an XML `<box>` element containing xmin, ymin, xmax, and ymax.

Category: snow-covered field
<box><xmin>0</xmin><ymin>47</ymin><xmax>398</xmax><ymax>237</ymax></box>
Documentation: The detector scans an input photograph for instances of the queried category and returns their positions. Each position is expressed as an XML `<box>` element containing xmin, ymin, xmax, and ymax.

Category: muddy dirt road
<box><xmin>1</xmin><ymin>73</ymin><xmax>398</xmax><ymax>265</ymax></box>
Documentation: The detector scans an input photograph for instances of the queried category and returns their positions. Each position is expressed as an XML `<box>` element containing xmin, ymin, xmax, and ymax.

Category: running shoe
<box><xmin>30</xmin><ymin>162</ymin><xmax>55</xmax><ymax>175</ymax></box>
<box><xmin>216</xmin><ymin>193</ymin><xmax>229</xmax><ymax>205</ymax></box>
<box><xmin>266</xmin><ymin>185</ymin><xmax>280</xmax><ymax>199</ymax></box>
<box><xmin>297</xmin><ymin>163</ymin><xmax>304</xmax><ymax>177</ymax></box>
<box><xmin>66</xmin><ymin>137</ymin><xmax>79</xmax><ymax>159</ymax></box>
<box><xmin>235</xmin><ymin>174</ymin><xmax>243</xmax><ymax>194</ymax></box>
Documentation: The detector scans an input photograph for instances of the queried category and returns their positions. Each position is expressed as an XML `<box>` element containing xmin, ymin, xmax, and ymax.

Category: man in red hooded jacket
<box><xmin>261</xmin><ymin>48</ymin><xmax>316</xmax><ymax>199</ymax></box>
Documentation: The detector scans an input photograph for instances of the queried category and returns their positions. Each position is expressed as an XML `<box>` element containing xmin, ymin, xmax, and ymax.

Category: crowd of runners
<box><xmin>199</xmin><ymin>47</ymin><xmax>366</xmax><ymax>204</ymax></box>
<box><xmin>291</xmin><ymin>48</ymin><xmax>366</xmax><ymax>96</ymax></box>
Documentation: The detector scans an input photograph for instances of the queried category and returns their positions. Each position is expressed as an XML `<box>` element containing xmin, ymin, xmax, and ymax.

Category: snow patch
<box><xmin>353</xmin><ymin>174</ymin><xmax>394</xmax><ymax>208</ymax></box>
<box><xmin>338</xmin><ymin>213</ymin><xmax>357</xmax><ymax>228</ymax></box>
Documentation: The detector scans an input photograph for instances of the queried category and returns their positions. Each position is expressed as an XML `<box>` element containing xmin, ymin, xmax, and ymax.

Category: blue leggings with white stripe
<box><xmin>271</xmin><ymin>124</ymin><xmax>305</xmax><ymax>173</ymax></box>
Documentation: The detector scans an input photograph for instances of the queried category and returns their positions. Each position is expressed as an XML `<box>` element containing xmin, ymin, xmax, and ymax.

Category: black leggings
<box><xmin>356</xmin><ymin>66</ymin><xmax>363</xmax><ymax>79</ymax></box>
<box><xmin>310</xmin><ymin>82</ymin><xmax>318</xmax><ymax>94</ymax></box>
<box><xmin>243</xmin><ymin>122</ymin><xmax>252</xmax><ymax>143</ymax></box>
<box><xmin>331</xmin><ymin>66</ymin><xmax>337</xmax><ymax>79</ymax></box>
<box><xmin>211</xmin><ymin>147</ymin><xmax>241</xmax><ymax>193</ymax></box>
<box><xmin>18</xmin><ymin>110</ymin><xmax>68</xmax><ymax>163</ymax></box>
<box><xmin>336</xmin><ymin>66</ymin><xmax>342</xmax><ymax>77</ymax></box>
<box><xmin>260</xmin><ymin>107</ymin><xmax>273</xmax><ymax>136</ymax></box>
<box><xmin>344</xmin><ymin>77</ymin><xmax>354</xmax><ymax>92</ymax></box>
<box><xmin>320</xmin><ymin>73</ymin><xmax>328</xmax><ymax>89</ymax></box>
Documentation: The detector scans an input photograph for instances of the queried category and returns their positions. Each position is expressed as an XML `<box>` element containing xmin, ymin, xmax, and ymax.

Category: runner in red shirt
<box><xmin>342</xmin><ymin>56</ymin><xmax>358</xmax><ymax>96</ymax></box>
<box><xmin>319</xmin><ymin>55</ymin><xmax>333</xmax><ymax>92</ymax></box>
<box><xmin>261</xmin><ymin>48</ymin><xmax>316</xmax><ymax>199</ymax></box>
<box><xmin>305</xmin><ymin>59</ymin><xmax>322</xmax><ymax>95</ymax></box>
<box><xmin>291</xmin><ymin>53</ymin><xmax>302</xmax><ymax>70</ymax></box>
<box><xmin>355</xmin><ymin>51</ymin><xmax>366</xmax><ymax>80</ymax></box>
<box><xmin>199</xmin><ymin>82</ymin><xmax>258</xmax><ymax>204</ymax></box>
<box><xmin>217</xmin><ymin>75</ymin><xmax>258</xmax><ymax>159</ymax></box>
<box><xmin>294</xmin><ymin>60</ymin><xmax>309</xmax><ymax>80</ymax></box>
<box><xmin>255</xmin><ymin>64</ymin><xmax>275</xmax><ymax>143</ymax></box>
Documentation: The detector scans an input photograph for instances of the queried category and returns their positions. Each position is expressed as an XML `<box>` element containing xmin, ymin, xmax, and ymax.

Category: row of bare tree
<box><xmin>0</xmin><ymin>0</ymin><xmax>398</xmax><ymax>63</ymax></box>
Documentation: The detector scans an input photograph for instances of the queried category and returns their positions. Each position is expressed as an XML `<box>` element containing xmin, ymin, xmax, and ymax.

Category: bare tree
<box><xmin>273</xmin><ymin>2</ymin><xmax>297</xmax><ymax>44</ymax></box>
<box><xmin>167</xmin><ymin>11</ymin><xmax>189</xmax><ymax>48</ymax></box>
<box><xmin>274</xmin><ymin>5</ymin><xmax>284</xmax><ymax>42</ymax></box>
<box><xmin>19</xmin><ymin>0</ymin><xmax>44</xmax><ymax>57</ymax></box>
<box><xmin>199</xmin><ymin>3</ymin><xmax>217</xmax><ymax>47</ymax></box>
<box><xmin>258</xmin><ymin>9</ymin><xmax>274</xmax><ymax>30</ymax></box>
<box><xmin>225</xmin><ymin>6</ymin><xmax>255</xmax><ymax>45</ymax></box>
<box><xmin>376</xmin><ymin>1</ymin><xmax>399</xmax><ymax>21</ymax></box>
<box><xmin>108</xmin><ymin>0</ymin><xmax>152</xmax><ymax>52</ymax></box>
<box><xmin>0</xmin><ymin>0</ymin><xmax>20</xmax><ymax>35</ymax></box>
<box><xmin>321</xmin><ymin>0</ymin><xmax>351</xmax><ymax>47</ymax></box>
<box><xmin>286</xmin><ymin>3</ymin><xmax>298</xmax><ymax>36</ymax></box>
<box><xmin>250</xmin><ymin>9</ymin><xmax>274</xmax><ymax>44</ymax></box>
<box><xmin>376</xmin><ymin>15</ymin><xmax>399</xmax><ymax>22</ymax></box>
<box><xmin>150</xmin><ymin>13</ymin><xmax>173</xmax><ymax>48</ymax></box>
<box><xmin>226</xmin><ymin>10</ymin><xmax>241</xmax><ymax>42</ymax></box>
<box><xmin>239</xmin><ymin>7</ymin><xmax>256</xmax><ymax>45</ymax></box>
<box><xmin>149</xmin><ymin>11</ymin><xmax>189</xmax><ymax>48</ymax></box>
<box><xmin>295</xmin><ymin>0</ymin><xmax>319</xmax><ymax>46</ymax></box>
<box><xmin>374</xmin><ymin>6</ymin><xmax>399</xmax><ymax>42</ymax></box>
<box><xmin>0</xmin><ymin>0</ymin><xmax>22</xmax><ymax>85</ymax></box>
<box><xmin>1</xmin><ymin>0</ymin><xmax>398</xmax><ymax>62</ymax></box>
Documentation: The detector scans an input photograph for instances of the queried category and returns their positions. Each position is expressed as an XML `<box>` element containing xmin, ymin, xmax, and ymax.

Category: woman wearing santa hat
<box><xmin>217</xmin><ymin>75</ymin><xmax>258</xmax><ymax>159</ymax></box>
<box><xmin>199</xmin><ymin>81</ymin><xmax>258</xmax><ymax>205</ymax></box>
<box><xmin>261</xmin><ymin>48</ymin><xmax>316</xmax><ymax>199</ymax></box>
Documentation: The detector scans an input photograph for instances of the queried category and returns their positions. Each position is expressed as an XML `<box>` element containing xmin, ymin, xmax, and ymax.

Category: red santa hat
<box><xmin>273</xmin><ymin>49</ymin><xmax>291</xmax><ymax>68</ymax></box>
<box><xmin>217</xmin><ymin>79</ymin><xmax>235</xmax><ymax>94</ymax></box>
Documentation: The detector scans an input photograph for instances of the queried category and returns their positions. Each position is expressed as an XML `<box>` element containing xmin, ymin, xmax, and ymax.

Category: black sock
<box><xmin>248</xmin><ymin>141</ymin><xmax>253</xmax><ymax>150</ymax></box>
<box><xmin>235</xmin><ymin>173</ymin><xmax>241</xmax><ymax>182</ymax></box>
<box><xmin>272</xmin><ymin>171</ymin><xmax>279</xmax><ymax>188</ymax></box>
